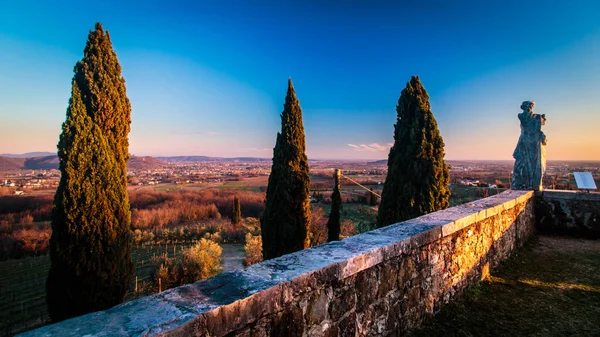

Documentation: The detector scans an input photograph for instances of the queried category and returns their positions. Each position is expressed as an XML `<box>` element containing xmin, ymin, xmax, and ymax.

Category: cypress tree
<box><xmin>47</xmin><ymin>23</ymin><xmax>133</xmax><ymax>322</ymax></box>
<box><xmin>231</xmin><ymin>196</ymin><xmax>241</xmax><ymax>225</ymax></box>
<box><xmin>74</xmin><ymin>23</ymin><xmax>132</xmax><ymax>172</ymax></box>
<box><xmin>368</xmin><ymin>189</ymin><xmax>377</xmax><ymax>206</ymax></box>
<box><xmin>377</xmin><ymin>76</ymin><xmax>450</xmax><ymax>228</ymax></box>
<box><xmin>261</xmin><ymin>79</ymin><xmax>311</xmax><ymax>260</ymax></box>
<box><xmin>327</xmin><ymin>169</ymin><xmax>342</xmax><ymax>242</ymax></box>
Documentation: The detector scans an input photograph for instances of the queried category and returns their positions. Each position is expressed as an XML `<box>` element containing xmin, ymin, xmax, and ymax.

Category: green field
<box><xmin>128</xmin><ymin>176</ymin><xmax>270</xmax><ymax>194</ymax></box>
<box><xmin>315</xmin><ymin>202</ymin><xmax>378</xmax><ymax>233</ymax></box>
<box><xmin>214</xmin><ymin>178</ymin><xmax>268</xmax><ymax>192</ymax></box>
<box><xmin>449</xmin><ymin>185</ymin><xmax>506</xmax><ymax>206</ymax></box>
<box><xmin>0</xmin><ymin>243</ymin><xmax>244</xmax><ymax>336</ymax></box>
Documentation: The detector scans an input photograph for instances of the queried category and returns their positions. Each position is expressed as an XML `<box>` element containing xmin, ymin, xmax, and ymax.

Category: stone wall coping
<box><xmin>19</xmin><ymin>190</ymin><xmax>534</xmax><ymax>337</ymax></box>
<box><xmin>537</xmin><ymin>189</ymin><xmax>600</xmax><ymax>201</ymax></box>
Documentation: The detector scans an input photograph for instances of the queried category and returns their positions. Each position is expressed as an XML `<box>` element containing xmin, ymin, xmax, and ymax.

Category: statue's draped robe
<box><xmin>511</xmin><ymin>112</ymin><xmax>546</xmax><ymax>190</ymax></box>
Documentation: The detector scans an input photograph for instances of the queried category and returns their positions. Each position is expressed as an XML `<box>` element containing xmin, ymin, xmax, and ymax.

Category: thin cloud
<box><xmin>367</xmin><ymin>143</ymin><xmax>388</xmax><ymax>151</ymax></box>
<box><xmin>347</xmin><ymin>143</ymin><xmax>392</xmax><ymax>152</ymax></box>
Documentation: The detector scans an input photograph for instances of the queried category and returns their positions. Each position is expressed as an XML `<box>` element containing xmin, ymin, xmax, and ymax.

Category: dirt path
<box><xmin>221</xmin><ymin>244</ymin><xmax>245</xmax><ymax>272</ymax></box>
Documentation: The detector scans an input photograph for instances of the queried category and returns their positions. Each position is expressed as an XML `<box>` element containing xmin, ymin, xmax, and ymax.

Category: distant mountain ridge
<box><xmin>367</xmin><ymin>159</ymin><xmax>387</xmax><ymax>165</ymax></box>
<box><xmin>0</xmin><ymin>155</ymin><xmax>57</xmax><ymax>170</ymax></box>
<box><xmin>0</xmin><ymin>154</ymin><xmax>271</xmax><ymax>170</ymax></box>
<box><xmin>0</xmin><ymin>154</ymin><xmax>270</xmax><ymax>170</ymax></box>
<box><xmin>0</xmin><ymin>156</ymin><xmax>24</xmax><ymax>170</ymax></box>
<box><xmin>24</xmin><ymin>156</ymin><xmax>60</xmax><ymax>170</ymax></box>
<box><xmin>0</xmin><ymin>152</ymin><xmax>56</xmax><ymax>158</ymax></box>
<box><xmin>0</xmin><ymin>155</ymin><xmax>167</xmax><ymax>171</ymax></box>
<box><xmin>128</xmin><ymin>156</ymin><xmax>166</xmax><ymax>170</ymax></box>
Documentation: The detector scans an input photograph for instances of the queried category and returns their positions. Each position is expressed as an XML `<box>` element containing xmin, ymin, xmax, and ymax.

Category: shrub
<box><xmin>0</xmin><ymin>224</ymin><xmax>51</xmax><ymax>260</ymax></box>
<box><xmin>131</xmin><ymin>202</ymin><xmax>221</xmax><ymax>229</ymax></box>
<box><xmin>181</xmin><ymin>238</ymin><xmax>222</xmax><ymax>283</ymax></box>
<box><xmin>308</xmin><ymin>206</ymin><xmax>328</xmax><ymax>247</ymax></box>
<box><xmin>19</xmin><ymin>214</ymin><xmax>34</xmax><ymax>225</ymax></box>
<box><xmin>340</xmin><ymin>219</ymin><xmax>357</xmax><ymax>238</ymax></box>
<box><xmin>152</xmin><ymin>238</ymin><xmax>223</xmax><ymax>292</ymax></box>
<box><xmin>244</xmin><ymin>233</ymin><xmax>263</xmax><ymax>266</ymax></box>
<box><xmin>243</xmin><ymin>217</ymin><xmax>261</xmax><ymax>235</ymax></box>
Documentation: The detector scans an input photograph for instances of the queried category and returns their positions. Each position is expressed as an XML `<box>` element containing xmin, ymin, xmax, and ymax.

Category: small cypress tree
<box><xmin>377</xmin><ymin>76</ymin><xmax>450</xmax><ymax>228</ymax></box>
<box><xmin>327</xmin><ymin>169</ymin><xmax>342</xmax><ymax>242</ymax></box>
<box><xmin>231</xmin><ymin>196</ymin><xmax>241</xmax><ymax>225</ymax></box>
<box><xmin>47</xmin><ymin>23</ymin><xmax>133</xmax><ymax>322</ymax></box>
<box><xmin>368</xmin><ymin>189</ymin><xmax>377</xmax><ymax>206</ymax></box>
<box><xmin>261</xmin><ymin>79</ymin><xmax>311</xmax><ymax>260</ymax></box>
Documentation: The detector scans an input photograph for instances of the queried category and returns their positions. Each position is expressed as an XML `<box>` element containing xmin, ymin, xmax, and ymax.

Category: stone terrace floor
<box><xmin>410</xmin><ymin>235</ymin><xmax>600</xmax><ymax>337</ymax></box>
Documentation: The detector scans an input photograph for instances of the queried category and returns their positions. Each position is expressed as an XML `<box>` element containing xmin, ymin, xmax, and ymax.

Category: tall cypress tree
<box><xmin>261</xmin><ymin>79</ymin><xmax>311</xmax><ymax>260</ymax></box>
<box><xmin>231</xmin><ymin>196</ymin><xmax>241</xmax><ymax>225</ymax></box>
<box><xmin>377</xmin><ymin>76</ymin><xmax>450</xmax><ymax>228</ymax></box>
<box><xmin>47</xmin><ymin>23</ymin><xmax>133</xmax><ymax>322</ymax></box>
<box><xmin>74</xmin><ymin>23</ymin><xmax>132</xmax><ymax>172</ymax></box>
<box><xmin>327</xmin><ymin>169</ymin><xmax>342</xmax><ymax>242</ymax></box>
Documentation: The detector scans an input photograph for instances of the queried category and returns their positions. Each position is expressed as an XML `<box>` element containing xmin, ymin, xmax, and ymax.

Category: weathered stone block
<box><xmin>306</xmin><ymin>288</ymin><xmax>331</xmax><ymax>326</ymax></box>
<box><xmin>536</xmin><ymin>190</ymin><xmax>600</xmax><ymax>238</ymax></box>
<box><xmin>271</xmin><ymin>304</ymin><xmax>304</xmax><ymax>336</ymax></box>
<box><xmin>339</xmin><ymin>311</ymin><xmax>357</xmax><ymax>336</ymax></box>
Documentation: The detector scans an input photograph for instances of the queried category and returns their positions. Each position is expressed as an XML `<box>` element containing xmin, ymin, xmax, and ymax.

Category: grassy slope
<box><xmin>410</xmin><ymin>236</ymin><xmax>600</xmax><ymax>337</ymax></box>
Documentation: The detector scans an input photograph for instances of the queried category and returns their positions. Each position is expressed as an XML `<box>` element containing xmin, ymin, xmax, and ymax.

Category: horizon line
<box><xmin>3</xmin><ymin>152</ymin><xmax>600</xmax><ymax>162</ymax></box>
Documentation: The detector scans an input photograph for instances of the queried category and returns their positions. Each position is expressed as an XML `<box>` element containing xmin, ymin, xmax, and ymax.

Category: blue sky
<box><xmin>1</xmin><ymin>0</ymin><xmax>599</xmax><ymax>160</ymax></box>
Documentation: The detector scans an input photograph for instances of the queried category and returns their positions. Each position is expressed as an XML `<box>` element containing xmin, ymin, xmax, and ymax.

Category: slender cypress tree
<box><xmin>47</xmin><ymin>23</ymin><xmax>133</xmax><ymax>322</ymax></box>
<box><xmin>368</xmin><ymin>189</ymin><xmax>377</xmax><ymax>206</ymax></box>
<box><xmin>261</xmin><ymin>79</ymin><xmax>311</xmax><ymax>260</ymax></box>
<box><xmin>74</xmin><ymin>23</ymin><xmax>132</xmax><ymax>172</ymax></box>
<box><xmin>377</xmin><ymin>76</ymin><xmax>450</xmax><ymax>228</ymax></box>
<box><xmin>327</xmin><ymin>169</ymin><xmax>342</xmax><ymax>242</ymax></box>
<box><xmin>231</xmin><ymin>196</ymin><xmax>241</xmax><ymax>225</ymax></box>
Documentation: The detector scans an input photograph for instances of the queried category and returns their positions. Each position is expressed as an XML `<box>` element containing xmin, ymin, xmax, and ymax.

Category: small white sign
<box><xmin>573</xmin><ymin>172</ymin><xmax>597</xmax><ymax>190</ymax></box>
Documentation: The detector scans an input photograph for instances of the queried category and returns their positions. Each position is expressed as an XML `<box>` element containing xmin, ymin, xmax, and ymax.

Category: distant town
<box><xmin>1</xmin><ymin>154</ymin><xmax>599</xmax><ymax>195</ymax></box>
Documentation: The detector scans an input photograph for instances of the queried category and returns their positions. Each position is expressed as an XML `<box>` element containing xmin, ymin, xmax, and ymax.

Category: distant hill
<box><xmin>0</xmin><ymin>154</ymin><xmax>166</xmax><ymax>171</ymax></box>
<box><xmin>0</xmin><ymin>155</ymin><xmax>59</xmax><ymax>170</ymax></box>
<box><xmin>127</xmin><ymin>156</ymin><xmax>166</xmax><ymax>170</ymax></box>
<box><xmin>0</xmin><ymin>156</ymin><xmax>25</xmax><ymax>170</ymax></box>
<box><xmin>0</xmin><ymin>152</ymin><xmax>56</xmax><ymax>158</ymax></box>
<box><xmin>367</xmin><ymin>159</ymin><xmax>387</xmax><ymax>165</ymax></box>
<box><xmin>157</xmin><ymin>156</ymin><xmax>270</xmax><ymax>163</ymax></box>
<box><xmin>24</xmin><ymin>156</ymin><xmax>59</xmax><ymax>170</ymax></box>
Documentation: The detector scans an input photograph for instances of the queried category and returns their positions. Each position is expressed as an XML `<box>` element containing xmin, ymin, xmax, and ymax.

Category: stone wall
<box><xmin>19</xmin><ymin>190</ymin><xmax>535</xmax><ymax>337</ymax></box>
<box><xmin>536</xmin><ymin>190</ymin><xmax>600</xmax><ymax>238</ymax></box>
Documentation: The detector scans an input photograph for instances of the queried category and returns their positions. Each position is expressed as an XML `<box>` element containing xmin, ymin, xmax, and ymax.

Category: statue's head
<box><xmin>520</xmin><ymin>101</ymin><xmax>535</xmax><ymax>111</ymax></box>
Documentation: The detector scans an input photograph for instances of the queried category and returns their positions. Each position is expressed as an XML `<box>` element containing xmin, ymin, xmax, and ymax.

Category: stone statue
<box><xmin>511</xmin><ymin>101</ymin><xmax>547</xmax><ymax>190</ymax></box>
